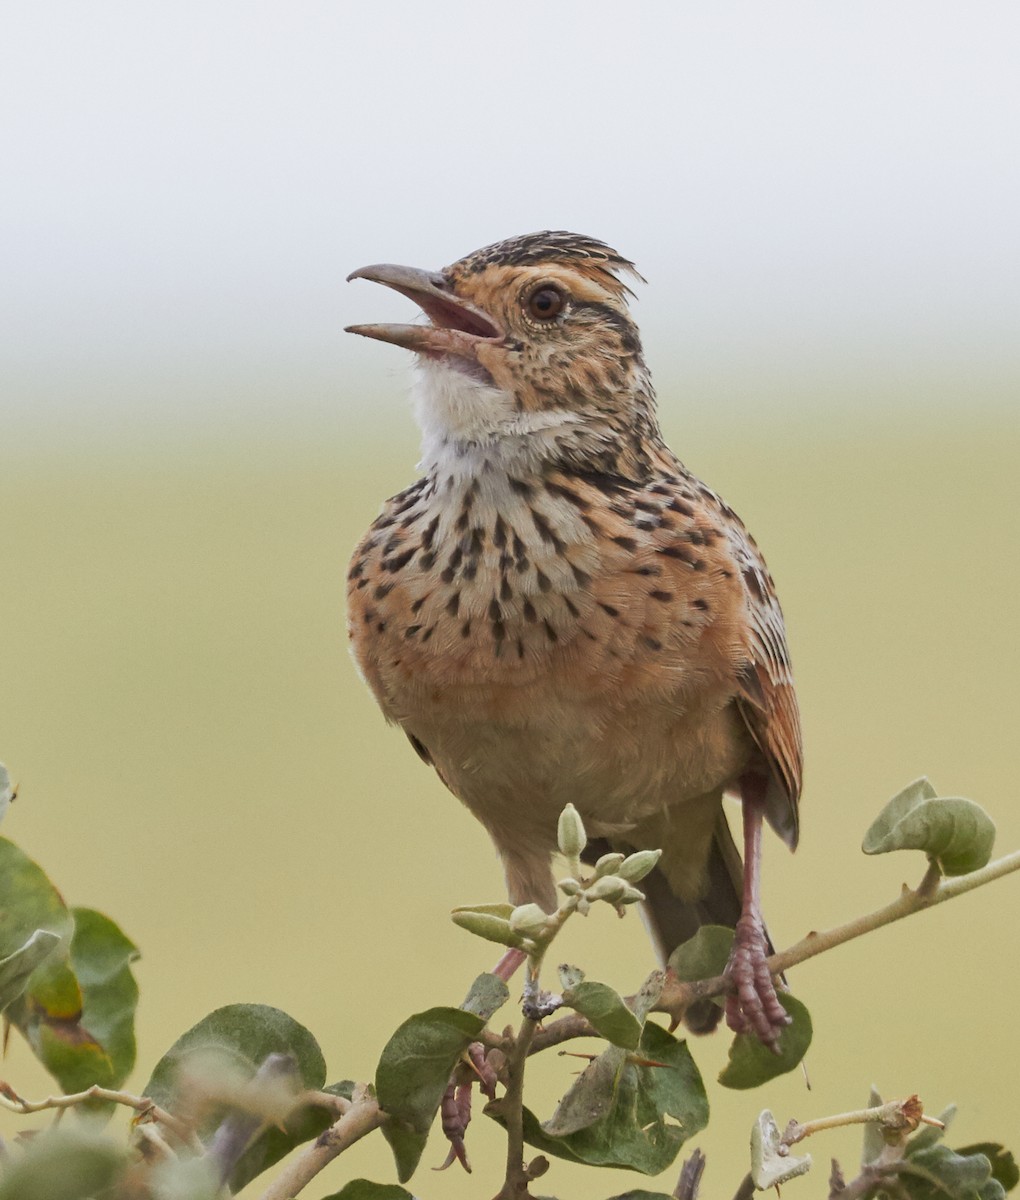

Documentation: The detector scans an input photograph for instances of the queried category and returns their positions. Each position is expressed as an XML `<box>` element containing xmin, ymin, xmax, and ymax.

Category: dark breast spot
<box><xmin>384</xmin><ymin>547</ymin><xmax>416</xmax><ymax>573</ymax></box>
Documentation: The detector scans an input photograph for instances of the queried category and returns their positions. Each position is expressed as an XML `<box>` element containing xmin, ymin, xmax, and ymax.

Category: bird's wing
<box><xmin>727</xmin><ymin>527</ymin><xmax>803</xmax><ymax>849</ymax></box>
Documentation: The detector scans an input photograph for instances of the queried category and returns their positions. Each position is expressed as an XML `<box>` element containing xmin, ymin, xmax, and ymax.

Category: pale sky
<box><xmin>4</xmin><ymin>2</ymin><xmax>1019</xmax><ymax>442</ymax></box>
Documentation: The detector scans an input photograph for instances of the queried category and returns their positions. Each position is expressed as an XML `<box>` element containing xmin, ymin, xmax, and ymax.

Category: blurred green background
<box><xmin>3</xmin><ymin>3</ymin><xmax>1019</xmax><ymax>1196</ymax></box>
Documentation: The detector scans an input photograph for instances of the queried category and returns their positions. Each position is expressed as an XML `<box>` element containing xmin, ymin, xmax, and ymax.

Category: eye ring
<box><xmin>526</xmin><ymin>285</ymin><xmax>565</xmax><ymax>322</ymax></box>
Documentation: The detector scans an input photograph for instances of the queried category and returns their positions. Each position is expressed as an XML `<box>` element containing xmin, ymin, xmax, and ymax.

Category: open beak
<box><xmin>345</xmin><ymin>263</ymin><xmax>502</xmax><ymax>362</ymax></box>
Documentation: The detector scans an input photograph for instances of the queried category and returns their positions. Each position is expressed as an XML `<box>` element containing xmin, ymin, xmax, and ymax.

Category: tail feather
<box><xmin>640</xmin><ymin>812</ymin><xmax>743</xmax><ymax>1033</ymax></box>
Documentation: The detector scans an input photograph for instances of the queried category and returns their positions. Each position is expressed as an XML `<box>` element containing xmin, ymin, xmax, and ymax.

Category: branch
<box><xmin>257</xmin><ymin>1093</ymin><xmax>383</xmax><ymax>1200</ymax></box>
<box><xmin>490</xmin><ymin>1016</ymin><xmax>539</xmax><ymax>1200</ymax></box>
<box><xmin>657</xmin><ymin>848</ymin><xmax>1020</xmax><ymax>1017</ymax></box>
<box><xmin>0</xmin><ymin>1083</ymin><xmax>201</xmax><ymax>1150</ymax></box>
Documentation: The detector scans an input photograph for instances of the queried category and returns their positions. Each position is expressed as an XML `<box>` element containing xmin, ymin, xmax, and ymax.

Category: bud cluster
<box><xmin>451</xmin><ymin>805</ymin><xmax>662</xmax><ymax>955</ymax></box>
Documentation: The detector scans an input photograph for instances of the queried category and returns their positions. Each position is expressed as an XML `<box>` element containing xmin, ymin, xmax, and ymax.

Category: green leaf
<box><xmin>0</xmin><ymin>929</ymin><xmax>61</xmax><ymax>1012</ymax></box>
<box><xmin>861</xmin><ymin>1085</ymin><xmax>886</xmax><ymax>1166</ymax></box>
<box><xmin>375</xmin><ymin>1006</ymin><xmax>485</xmax><ymax>1181</ymax></box>
<box><xmin>0</xmin><ymin>1128</ymin><xmax>126</xmax><ymax>1200</ymax></box>
<box><xmin>605</xmin><ymin>1192</ymin><xmax>677</xmax><ymax>1199</ymax></box>
<box><xmin>667</xmin><ymin>925</ymin><xmax>733</xmax><ymax>993</ymax></box>
<box><xmin>67</xmin><ymin>908</ymin><xmax>139</xmax><ymax>1085</ymax></box>
<box><xmin>956</xmin><ymin>1145</ymin><xmax>1019</xmax><ymax>1194</ymax></box>
<box><xmin>862</xmin><ymin>778</ymin><xmax>996</xmax><ymax>875</ymax></box>
<box><xmin>750</xmin><ymin>1109</ymin><xmax>813</xmax><ymax>1190</ymax></box>
<box><xmin>0</xmin><ymin>762</ymin><xmax>12</xmax><ymax>825</ymax></box>
<box><xmin>319</xmin><ymin>1183</ymin><xmax>416</xmax><ymax>1200</ymax></box>
<box><xmin>562</xmin><ymin>980</ymin><xmax>643</xmax><ymax>1050</ymax></box>
<box><xmin>0</xmin><ymin>837</ymin><xmax>74</xmax><ymax>970</ymax></box>
<box><xmin>718</xmin><ymin>993</ymin><xmax>812</xmax><ymax>1089</ymax></box>
<box><xmin>144</xmin><ymin>1003</ymin><xmax>328</xmax><ymax>1193</ymax></box>
<box><xmin>5</xmin><ymin>903</ymin><xmax>139</xmax><ymax>1098</ymax></box>
<box><xmin>897</xmin><ymin>1143</ymin><xmax>999</xmax><ymax>1198</ymax></box>
<box><xmin>496</xmin><ymin>1021</ymin><xmax>708</xmax><ymax>1174</ymax></box>
<box><xmin>460</xmin><ymin>972</ymin><xmax>510</xmax><ymax>1020</ymax></box>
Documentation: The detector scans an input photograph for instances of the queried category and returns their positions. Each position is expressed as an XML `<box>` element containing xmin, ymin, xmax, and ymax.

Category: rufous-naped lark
<box><xmin>346</xmin><ymin>231</ymin><xmax>801</xmax><ymax>1045</ymax></box>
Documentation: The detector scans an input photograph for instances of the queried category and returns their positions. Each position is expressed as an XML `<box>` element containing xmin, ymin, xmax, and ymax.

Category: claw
<box><xmin>724</xmin><ymin>914</ymin><xmax>790</xmax><ymax>1050</ymax></box>
<box><xmin>435</xmin><ymin>1079</ymin><xmax>473</xmax><ymax>1172</ymax></box>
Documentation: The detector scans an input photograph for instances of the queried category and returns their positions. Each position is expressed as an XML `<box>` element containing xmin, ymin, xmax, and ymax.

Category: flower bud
<box><xmin>618</xmin><ymin>884</ymin><xmax>647</xmax><ymax>905</ymax></box>
<box><xmin>592</xmin><ymin>852</ymin><xmax>626</xmax><ymax>878</ymax></box>
<box><xmin>508</xmin><ymin>903</ymin><xmax>551</xmax><ymax>939</ymax></box>
<box><xmin>617</xmin><ymin>848</ymin><xmax>662</xmax><ymax>883</ymax></box>
<box><xmin>584</xmin><ymin>876</ymin><xmax>627</xmax><ymax>904</ymax></box>
<box><xmin>557</xmin><ymin>804</ymin><xmax>587</xmax><ymax>860</ymax></box>
<box><xmin>557</xmin><ymin>877</ymin><xmax>581</xmax><ymax>895</ymax></box>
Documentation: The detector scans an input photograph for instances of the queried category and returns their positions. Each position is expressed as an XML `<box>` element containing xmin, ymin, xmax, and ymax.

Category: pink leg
<box><xmin>492</xmin><ymin>947</ymin><xmax>527</xmax><ymax>982</ymax></box>
<box><xmin>724</xmin><ymin>774</ymin><xmax>791</xmax><ymax>1050</ymax></box>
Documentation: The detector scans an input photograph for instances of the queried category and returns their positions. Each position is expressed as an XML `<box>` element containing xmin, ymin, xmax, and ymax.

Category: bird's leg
<box><xmin>724</xmin><ymin>774</ymin><xmax>791</xmax><ymax>1050</ymax></box>
<box><xmin>492</xmin><ymin>947</ymin><xmax>528</xmax><ymax>981</ymax></box>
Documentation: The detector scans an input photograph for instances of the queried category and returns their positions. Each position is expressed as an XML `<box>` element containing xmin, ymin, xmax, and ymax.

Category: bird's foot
<box><xmin>434</xmin><ymin>1043</ymin><xmax>498</xmax><ymax>1173</ymax></box>
<box><xmin>724</xmin><ymin>915</ymin><xmax>790</xmax><ymax>1052</ymax></box>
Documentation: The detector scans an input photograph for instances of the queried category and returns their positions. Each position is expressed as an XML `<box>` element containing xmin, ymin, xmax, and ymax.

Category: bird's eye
<box><xmin>526</xmin><ymin>286</ymin><xmax>565</xmax><ymax>321</ymax></box>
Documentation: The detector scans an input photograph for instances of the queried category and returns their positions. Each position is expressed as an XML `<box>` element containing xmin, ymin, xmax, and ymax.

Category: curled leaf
<box><xmin>750</xmin><ymin>1109</ymin><xmax>813</xmax><ymax>1190</ymax></box>
<box><xmin>862</xmin><ymin>778</ymin><xmax>995</xmax><ymax>875</ymax></box>
<box><xmin>491</xmin><ymin>1021</ymin><xmax>708</xmax><ymax>1175</ymax></box>
<box><xmin>451</xmin><ymin>904</ymin><xmax>524</xmax><ymax>949</ymax></box>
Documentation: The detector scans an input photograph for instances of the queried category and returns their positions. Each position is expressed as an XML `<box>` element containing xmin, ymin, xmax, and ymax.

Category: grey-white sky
<box><xmin>4</xmin><ymin>2</ymin><xmax>1019</xmax><ymax>441</ymax></box>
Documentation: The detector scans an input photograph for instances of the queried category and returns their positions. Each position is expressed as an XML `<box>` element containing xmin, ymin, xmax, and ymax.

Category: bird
<box><xmin>344</xmin><ymin>231</ymin><xmax>802</xmax><ymax>1046</ymax></box>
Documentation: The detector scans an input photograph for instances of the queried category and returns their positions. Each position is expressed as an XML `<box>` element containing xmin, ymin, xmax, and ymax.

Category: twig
<box><xmin>658</xmin><ymin>848</ymin><xmax>1020</xmax><ymax>1017</ymax></box>
<box><xmin>256</xmin><ymin>1094</ymin><xmax>383</xmax><ymax>1200</ymax></box>
<box><xmin>784</xmin><ymin>1096</ymin><xmax>938</xmax><ymax>1146</ymax></box>
<box><xmin>676</xmin><ymin>1147</ymin><xmax>706</xmax><ymax>1199</ymax></box>
<box><xmin>0</xmin><ymin>1083</ymin><xmax>200</xmax><ymax>1150</ymax></box>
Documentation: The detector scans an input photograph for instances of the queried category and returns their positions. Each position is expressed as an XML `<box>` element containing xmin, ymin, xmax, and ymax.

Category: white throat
<box><xmin>410</xmin><ymin>358</ymin><xmax>582</xmax><ymax>482</ymax></box>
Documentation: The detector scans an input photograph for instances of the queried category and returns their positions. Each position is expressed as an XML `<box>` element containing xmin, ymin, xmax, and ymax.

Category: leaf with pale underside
<box><xmin>955</xmin><ymin>1144</ymin><xmax>1019</xmax><ymax>1193</ymax></box>
<box><xmin>0</xmin><ymin>929</ymin><xmax>61</xmax><ymax>1012</ymax></box>
<box><xmin>375</xmin><ymin>1006</ymin><xmax>485</xmax><ymax>1181</ymax></box>
<box><xmin>862</xmin><ymin>778</ymin><xmax>995</xmax><ymax>875</ymax></box>
<box><xmin>718</xmin><ymin>993</ymin><xmax>812</xmax><ymax>1089</ymax></box>
<box><xmin>460</xmin><ymin>971</ymin><xmax>510</xmax><ymax>1020</ymax></box>
<box><xmin>750</xmin><ymin>1109</ymin><xmax>812</xmax><ymax>1190</ymax></box>
<box><xmin>897</xmin><ymin>1143</ymin><xmax>1003</xmax><ymax>1198</ymax></box>
<box><xmin>491</xmin><ymin>1021</ymin><xmax>708</xmax><ymax>1175</ymax></box>
<box><xmin>450</xmin><ymin>902</ymin><xmax>525</xmax><ymax>948</ymax></box>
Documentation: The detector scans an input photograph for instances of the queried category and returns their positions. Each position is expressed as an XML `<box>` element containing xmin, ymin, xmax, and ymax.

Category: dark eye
<box><xmin>527</xmin><ymin>286</ymin><xmax>565</xmax><ymax>321</ymax></box>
